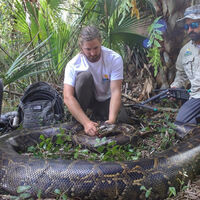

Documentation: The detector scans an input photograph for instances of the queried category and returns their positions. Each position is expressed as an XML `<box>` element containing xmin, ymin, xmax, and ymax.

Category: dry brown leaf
<box><xmin>139</xmin><ymin>77</ymin><xmax>153</xmax><ymax>100</ymax></box>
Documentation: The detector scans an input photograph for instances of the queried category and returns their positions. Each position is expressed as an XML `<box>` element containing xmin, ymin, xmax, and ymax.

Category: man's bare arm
<box><xmin>106</xmin><ymin>80</ymin><xmax>122</xmax><ymax>124</ymax></box>
<box><xmin>63</xmin><ymin>84</ymin><xmax>98</xmax><ymax>135</ymax></box>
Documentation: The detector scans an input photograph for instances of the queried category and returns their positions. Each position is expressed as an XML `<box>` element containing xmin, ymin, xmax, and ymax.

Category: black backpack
<box><xmin>18</xmin><ymin>82</ymin><xmax>64</xmax><ymax>128</ymax></box>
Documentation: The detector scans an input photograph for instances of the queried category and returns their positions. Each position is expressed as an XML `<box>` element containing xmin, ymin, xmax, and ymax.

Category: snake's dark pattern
<box><xmin>0</xmin><ymin>122</ymin><xmax>199</xmax><ymax>200</ymax></box>
<box><xmin>1</xmin><ymin>80</ymin><xmax>200</xmax><ymax>199</ymax></box>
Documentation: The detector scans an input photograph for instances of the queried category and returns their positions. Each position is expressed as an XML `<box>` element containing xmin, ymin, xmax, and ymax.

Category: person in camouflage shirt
<box><xmin>171</xmin><ymin>4</ymin><xmax>200</xmax><ymax>124</ymax></box>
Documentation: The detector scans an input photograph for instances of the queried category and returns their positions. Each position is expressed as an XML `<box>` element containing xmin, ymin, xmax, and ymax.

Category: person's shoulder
<box><xmin>180</xmin><ymin>40</ymin><xmax>193</xmax><ymax>51</ymax></box>
<box><xmin>179</xmin><ymin>40</ymin><xmax>197</xmax><ymax>58</ymax></box>
<box><xmin>183</xmin><ymin>40</ymin><xmax>193</xmax><ymax>48</ymax></box>
<box><xmin>102</xmin><ymin>46</ymin><xmax>122</xmax><ymax>59</ymax></box>
<box><xmin>67</xmin><ymin>53</ymin><xmax>83</xmax><ymax>67</ymax></box>
<box><xmin>66</xmin><ymin>53</ymin><xmax>89</xmax><ymax>71</ymax></box>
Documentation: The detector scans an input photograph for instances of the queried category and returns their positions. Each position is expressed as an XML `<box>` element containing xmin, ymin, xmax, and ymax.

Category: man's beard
<box><xmin>189</xmin><ymin>32</ymin><xmax>200</xmax><ymax>42</ymax></box>
<box><xmin>86</xmin><ymin>54</ymin><xmax>101</xmax><ymax>63</ymax></box>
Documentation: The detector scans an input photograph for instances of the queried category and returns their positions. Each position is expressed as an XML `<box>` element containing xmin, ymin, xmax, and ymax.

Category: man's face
<box><xmin>81</xmin><ymin>38</ymin><xmax>101</xmax><ymax>63</ymax></box>
<box><xmin>185</xmin><ymin>18</ymin><xmax>200</xmax><ymax>43</ymax></box>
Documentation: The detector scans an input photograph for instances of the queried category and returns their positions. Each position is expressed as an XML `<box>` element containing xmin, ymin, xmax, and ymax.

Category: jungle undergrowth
<box><xmin>27</xmin><ymin>107</ymin><xmax>178</xmax><ymax>162</ymax></box>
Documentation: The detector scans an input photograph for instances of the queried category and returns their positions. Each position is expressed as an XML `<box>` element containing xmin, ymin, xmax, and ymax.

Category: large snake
<box><xmin>1</xmin><ymin>81</ymin><xmax>200</xmax><ymax>199</ymax></box>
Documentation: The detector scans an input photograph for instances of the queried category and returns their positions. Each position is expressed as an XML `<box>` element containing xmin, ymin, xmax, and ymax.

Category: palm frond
<box><xmin>4</xmin><ymin>35</ymin><xmax>52</xmax><ymax>86</ymax></box>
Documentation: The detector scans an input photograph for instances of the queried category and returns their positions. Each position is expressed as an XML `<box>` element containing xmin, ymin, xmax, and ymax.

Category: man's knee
<box><xmin>75</xmin><ymin>71</ymin><xmax>95</xmax><ymax>111</ymax></box>
<box><xmin>176</xmin><ymin>98</ymin><xmax>200</xmax><ymax>124</ymax></box>
<box><xmin>76</xmin><ymin>71</ymin><xmax>93</xmax><ymax>88</ymax></box>
<box><xmin>75</xmin><ymin>71</ymin><xmax>94</xmax><ymax>94</ymax></box>
<box><xmin>117</xmin><ymin>104</ymin><xmax>129</xmax><ymax>123</ymax></box>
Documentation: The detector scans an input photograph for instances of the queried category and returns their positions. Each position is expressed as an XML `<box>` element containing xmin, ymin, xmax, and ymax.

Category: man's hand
<box><xmin>105</xmin><ymin>120</ymin><xmax>115</xmax><ymax>124</ymax></box>
<box><xmin>169</xmin><ymin>86</ymin><xmax>176</xmax><ymax>101</ymax></box>
<box><xmin>84</xmin><ymin>121</ymin><xmax>99</xmax><ymax>136</ymax></box>
<box><xmin>64</xmin><ymin>84</ymin><xmax>99</xmax><ymax>136</ymax></box>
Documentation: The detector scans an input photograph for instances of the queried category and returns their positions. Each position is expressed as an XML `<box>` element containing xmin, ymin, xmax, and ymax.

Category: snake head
<box><xmin>97</xmin><ymin>123</ymin><xmax>117</xmax><ymax>137</ymax></box>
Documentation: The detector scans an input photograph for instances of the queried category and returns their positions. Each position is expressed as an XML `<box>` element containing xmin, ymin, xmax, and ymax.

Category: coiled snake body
<box><xmin>1</xmin><ymin>80</ymin><xmax>200</xmax><ymax>199</ymax></box>
<box><xmin>0</xmin><ymin>121</ymin><xmax>200</xmax><ymax>199</ymax></box>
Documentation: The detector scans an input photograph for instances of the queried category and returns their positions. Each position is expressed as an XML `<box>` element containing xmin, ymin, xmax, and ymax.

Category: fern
<box><xmin>147</xmin><ymin>17</ymin><xmax>165</xmax><ymax>76</ymax></box>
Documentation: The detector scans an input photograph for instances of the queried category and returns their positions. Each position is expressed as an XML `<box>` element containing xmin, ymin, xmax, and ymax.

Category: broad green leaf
<box><xmin>17</xmin><ymin>185</ymin><xmax>31</xmax><ymax>193</ymax></box>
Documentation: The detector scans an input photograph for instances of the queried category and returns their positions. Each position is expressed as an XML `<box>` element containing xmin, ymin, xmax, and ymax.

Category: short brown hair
<box><xmin>79</xmin><ymin>25</ymin><xmax>101</xmax><ymax>46</ymax></box>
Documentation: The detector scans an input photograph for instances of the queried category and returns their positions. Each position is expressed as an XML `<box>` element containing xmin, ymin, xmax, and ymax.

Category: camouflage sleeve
<box><xmin>170</xmin><ymin>51</ymin><xmax>189</xmax><ymax>88</ymax></box>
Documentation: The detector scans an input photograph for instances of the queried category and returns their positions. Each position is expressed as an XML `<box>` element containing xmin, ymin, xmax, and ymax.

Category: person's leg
<box><xmin>117</xmin><ymin>104</ymin><xmax>130</xmax><ymax>123</ymax></box>
<box><xmin>92</xmin><ymin>99</ymin><xmax>130</xmax><ymax>123</ymax></box>
<box><xmin>74</xmin><ymin>71</ymin><xmax>95</xmax><ymax>112</ymax></box>
<box><xmin>175</xmin><ymin>98</ymin><xmax>200</xmax><ymax>124</ymax></box>
<box><xmin>92</xmin><ymin>99</ymin><xmax>110</xmax><ymax>121</ymax></box>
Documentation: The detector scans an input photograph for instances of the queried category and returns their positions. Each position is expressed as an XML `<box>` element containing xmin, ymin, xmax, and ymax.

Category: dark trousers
<box><xmin>75</xmin><ymin>71</ymin><xmax>129</xmax><ymax>122</ymax></box>
<box><xmin>176</xmin><ymin>98</ymin><xmax>200</xmax><ymax>124</ymax></box>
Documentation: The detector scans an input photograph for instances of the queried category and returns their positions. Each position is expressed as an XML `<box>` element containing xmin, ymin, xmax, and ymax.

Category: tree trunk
<box><xmin>155</xmin><ymin>0</ymin><xmax>191</xmax><ymax>88</ymax></box>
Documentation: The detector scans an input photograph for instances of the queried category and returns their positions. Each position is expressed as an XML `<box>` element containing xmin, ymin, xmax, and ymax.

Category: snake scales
<box><xmin>1</xmin><ymin>122</ymin><xmax>200</xmax><ymax>200</ymax></box>
<box><xmin>1</xmin><ymin>80</ymin><xmax>200</xmax><ymax>199</ymax></box>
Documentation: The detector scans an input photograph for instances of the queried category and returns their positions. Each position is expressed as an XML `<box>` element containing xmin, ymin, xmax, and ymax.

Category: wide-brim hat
<box><xmin>177</xmin><ymin>4</ymin><xmax>200</xmax><ymax>22</ymax></box>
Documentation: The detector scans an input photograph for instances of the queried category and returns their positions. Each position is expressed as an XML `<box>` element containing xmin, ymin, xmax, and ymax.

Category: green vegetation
<box><xmin>27</xmin><ymin>111</ymin><xmax>177</xmax><ymax>162</ymax></box>
<box><xmin>147</xmin><ymin>17</ymin><xmax>164</xmax><ymax>76</ymax></box>
<box><xmin>168</xmin><ymin>186</ymin><xmax>177</xmax><ymax>198</ymax></box>
<box><xmin>10</xmin><ymin>185</ymin><xmax>32</xmax><ymax>200</ymax></box>
<box><xmin>10</xmin><ymin>185</ymin><xmax>68</xmax><ymax>200</ymax></box>
<box><xmin>140</xmin><ymin>185</ymin><xmax>152</xmax><ymax>198</ymax></box>
<box><xmin>0</xmin><ymin>0</ymin><xmax>156</xmax><ymax>89</ymax></box>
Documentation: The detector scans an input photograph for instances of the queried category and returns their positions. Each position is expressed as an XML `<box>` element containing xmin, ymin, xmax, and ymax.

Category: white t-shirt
<box><xmin>64</xmin><ymin>46</ymin><xmax>123</xmax><ymax>101</ymax></box>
